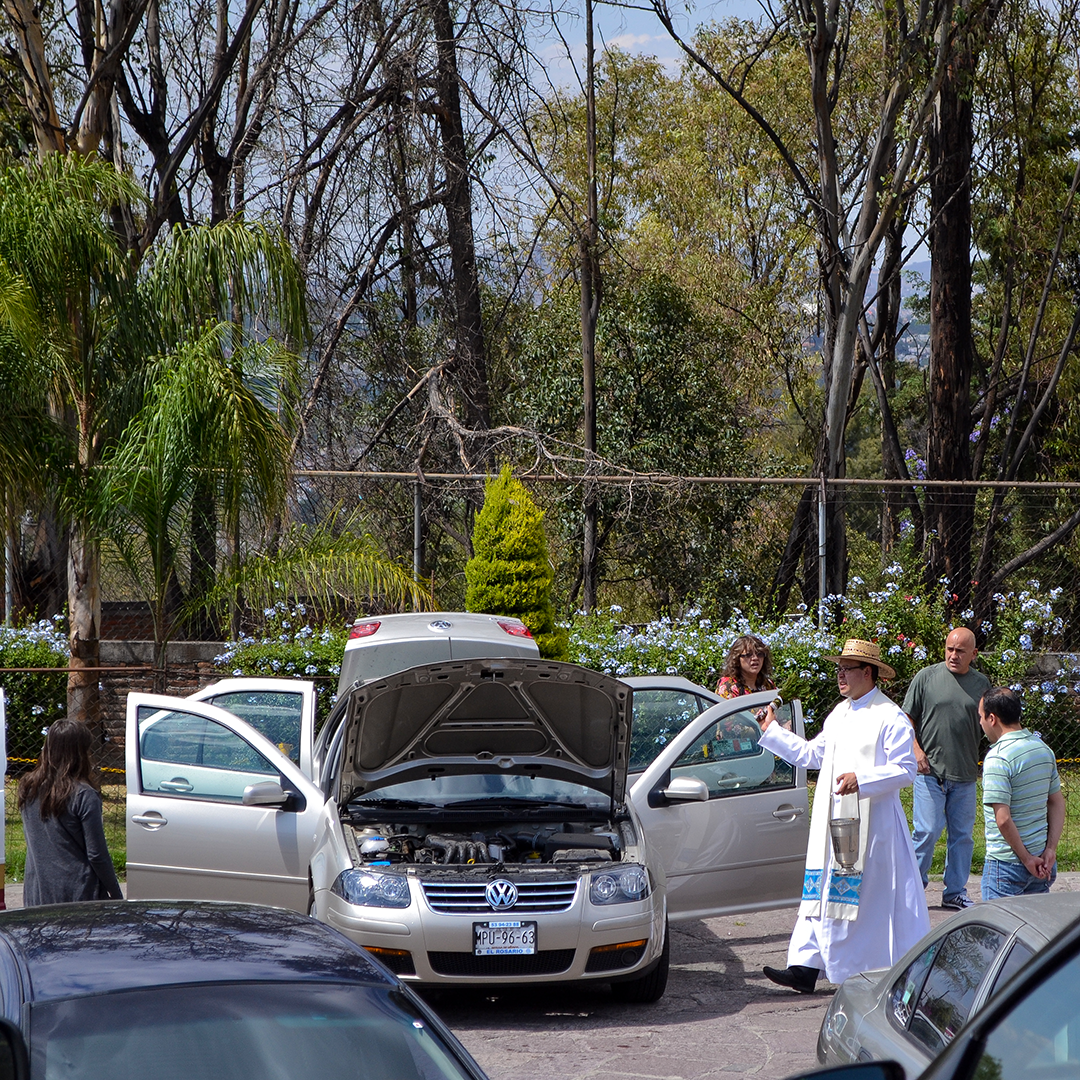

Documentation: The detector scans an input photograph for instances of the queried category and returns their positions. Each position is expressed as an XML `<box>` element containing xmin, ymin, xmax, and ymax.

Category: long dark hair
<box><xmin>720</xmin><ymin>634</ymin><xmax>774</xmax><ymax>692</ymax></box>
<box><xmin>17</xmin><ymin>719</ymin><xmax>98</xmax><ymax>820</ymax></box>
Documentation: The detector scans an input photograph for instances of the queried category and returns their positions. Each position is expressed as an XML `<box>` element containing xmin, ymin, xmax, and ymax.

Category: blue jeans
<box><xmin>982</xmin><ymin>857</ymin><xmax>1057</xmax><ymax>899</ymax></box>
<box><xmin>912</xmin><ymin>775</ymin><xmax>977</xmax><ymax>903</ymax></box>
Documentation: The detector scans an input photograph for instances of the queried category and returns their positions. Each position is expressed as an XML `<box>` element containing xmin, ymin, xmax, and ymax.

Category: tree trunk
<box><xmin>2</xmin><ymin>0</ymin><xmax>67</xmax><ymax>157</ymax></box>
<box><xmin>429</xmin><ymin>0</ymin><xmax>490</xmax><ymax>438</ymax></box>
<box><xmin>926</xmin><ymin>42</ymin><xmax>976</xmax><ymax>611</ymax></box>
<box><xmin>187</xmin><ymin>477</ymin><xmax>219</xmax><ymax>639</ymax></box>
<box><xmin>67</xmin><ymin>525</ymin><xmax>101</xmax><ymax>735</ymax></box>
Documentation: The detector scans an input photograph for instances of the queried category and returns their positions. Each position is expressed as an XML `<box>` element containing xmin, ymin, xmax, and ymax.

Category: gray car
<box><xmin>816</xmin><ymin>892</ymin><xmax>1080</xmax><ymax>1075</ymax></box>
<box><xmin>125</xmin><ymin>666</ymin><xmax>809</xmax><ymax>998</ymax></box>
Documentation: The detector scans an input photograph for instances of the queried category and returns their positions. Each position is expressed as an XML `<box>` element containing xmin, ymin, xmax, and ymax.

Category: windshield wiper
<box><xmin>444</xmin><ymin>797</ymin><xmax>591</xmax><ymax>811</ymax></box>
<box><xmin>347</xmin><ymin>796</ymin><xmax>436</xmax><ymax>810</ymax></box>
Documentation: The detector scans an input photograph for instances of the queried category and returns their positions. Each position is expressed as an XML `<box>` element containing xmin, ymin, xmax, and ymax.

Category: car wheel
<box><xmin>610</xmin><ymin>924</ymin><xmax>669</xmax><ymax>1004</ymax></box>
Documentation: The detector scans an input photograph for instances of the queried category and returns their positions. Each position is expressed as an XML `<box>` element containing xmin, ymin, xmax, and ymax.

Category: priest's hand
<box><xmin>834</xmin><ymin>772</ymin><xmax>859</xmax><ymax>795</ymax></box>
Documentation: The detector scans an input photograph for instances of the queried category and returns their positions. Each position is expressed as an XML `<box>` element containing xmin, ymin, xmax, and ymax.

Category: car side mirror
<box><xmin>0</xmin><ymin>1017</ymin><xmax>29</xmax><ymax>1080</ymax></box>
<box><xmin>242</xmin><ymin>780</ymin><xmax>289</xmax><ymax>807</ymax></box>
<box><xmin>661</xmin><ymin>776</ymin><xmax>709</xmax><ymax>802</ymax></box>
<box><xmin>783</xmin><ymin>1063</ymin><xmax>904</xmax><ymax>1080</ymax></box>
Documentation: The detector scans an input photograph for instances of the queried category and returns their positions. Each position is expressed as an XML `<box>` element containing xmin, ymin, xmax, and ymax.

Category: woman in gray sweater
<box><xmin>17</xmin><ymin>719</ymin><xmax>123</xmax><ymax>905</ymax></box>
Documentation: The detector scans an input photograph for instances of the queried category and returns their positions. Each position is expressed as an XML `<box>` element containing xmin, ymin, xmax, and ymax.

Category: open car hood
<box><xmin>338</xmin><ymin>659</ymin><xmax>632</xmax><ymax>803</ymax></box>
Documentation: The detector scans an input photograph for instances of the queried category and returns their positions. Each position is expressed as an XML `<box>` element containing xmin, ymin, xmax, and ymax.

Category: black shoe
<box><xmin>763</xmin><ymin>964</ymin><xmax>818</xmax><ymax>994</ymax></box>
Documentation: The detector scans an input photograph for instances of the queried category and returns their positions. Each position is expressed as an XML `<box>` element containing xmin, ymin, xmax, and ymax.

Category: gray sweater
<box><xmin>21</xmin><ymin>783</ymin><xmax>123</xmax><ymax>905</ymax></box>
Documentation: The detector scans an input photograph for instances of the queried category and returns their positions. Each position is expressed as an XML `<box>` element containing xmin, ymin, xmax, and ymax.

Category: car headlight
<box><xmin>589</xmin><ymin>864</ymin><xmax>650</xmax><ymax>905</ymax></box>
<box><xmin>331</xmin><ymin>869</ymin><xmax>412</xmax><ymax>908</ymax></box>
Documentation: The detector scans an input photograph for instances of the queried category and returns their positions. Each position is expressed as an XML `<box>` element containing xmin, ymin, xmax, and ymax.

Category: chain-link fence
<box><xmin>5</xmin><ymin>474</ymin><xmax>1080</xmax><ymax>875</ymax></box>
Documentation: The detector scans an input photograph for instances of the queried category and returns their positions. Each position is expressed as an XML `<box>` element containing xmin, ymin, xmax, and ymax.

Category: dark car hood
<box><xmin>337</xmin><ymin>659</ymin><xmax>632</xmax><ymax>803</ymax></box>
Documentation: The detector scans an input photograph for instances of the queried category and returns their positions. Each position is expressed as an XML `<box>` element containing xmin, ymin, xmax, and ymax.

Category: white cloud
<box><xmin>605</xmin><ymin>32</ymin><xmax>657</xmax><ymax>50</ymax></box>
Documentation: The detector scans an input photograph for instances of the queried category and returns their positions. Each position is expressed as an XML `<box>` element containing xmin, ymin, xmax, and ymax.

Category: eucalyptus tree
<box><xmin>649</xmin><ymin>0</ymin><xmax>962</xmax><ymax>602</ymax></box>
<box><xmin>965</xmin><ymin>0</ymin><xmax>1080</xmax><ymax>619</ymax></box>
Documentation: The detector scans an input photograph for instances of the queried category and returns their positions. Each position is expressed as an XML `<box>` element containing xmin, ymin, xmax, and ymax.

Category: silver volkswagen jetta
<box><xmin>125</xmin><ymin>648</ymin><xmax>811</xmax><ymax>1000</ymax></box>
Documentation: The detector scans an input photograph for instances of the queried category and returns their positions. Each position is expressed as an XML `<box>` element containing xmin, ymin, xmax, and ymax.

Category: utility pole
<box><xmin>580</xmin><ymin>0</ymin><xmax>601</xmax><ymax>611</ymax></box>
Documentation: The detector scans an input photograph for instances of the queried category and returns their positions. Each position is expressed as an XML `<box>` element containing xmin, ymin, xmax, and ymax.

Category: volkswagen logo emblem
<box><xmin>429</xmin><ymin>619</ymin><xmax>453</xmax><ymax>631</ymax></box>
<box><xmin>485</xmin><ymin>879</ymin><xmax>518</xmax><ymax>910</ymax></box>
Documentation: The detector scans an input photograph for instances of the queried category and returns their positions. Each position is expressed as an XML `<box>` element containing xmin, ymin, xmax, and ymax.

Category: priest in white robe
<box><xmin>757</xmin><ymin>638</ymin><xmax>930</xmax><ymax>993</ymax></box>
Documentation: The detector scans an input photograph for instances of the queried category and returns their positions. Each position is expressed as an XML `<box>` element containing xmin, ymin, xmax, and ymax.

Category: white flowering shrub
<box><xmin>214</xmin><ymin>603</ymin><xmax>346</xmax><ymax>722</ymax></box>
<box><xmin>567</xmin><ymin>606</ymin><xmax>843</xmax><ymax>730</ymax></box>
<box><xmin>568</xmin><ymin>577</ymin><xmax>1080</xmax><ymax>752</ymax></box>
<box><xmin>0</xmin><ymin>618</ymin><xmax>68</xmax><ymax>762</ymax></box>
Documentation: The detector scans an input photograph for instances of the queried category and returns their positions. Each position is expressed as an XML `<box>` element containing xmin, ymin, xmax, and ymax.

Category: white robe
<box><xmin>759</xmin><ymin>687</ymin><xmax>930</xmax><ymax>985</ymax></box>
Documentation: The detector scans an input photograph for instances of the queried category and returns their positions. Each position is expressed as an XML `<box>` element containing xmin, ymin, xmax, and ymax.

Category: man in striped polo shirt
<box><xmin>978</xmin><ymin>687</ymin><xmax>1064</xmax><ymax>899</ymax></box>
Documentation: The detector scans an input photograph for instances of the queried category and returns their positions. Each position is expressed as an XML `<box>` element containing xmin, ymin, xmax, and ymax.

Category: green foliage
<box><xmin>568</xmin><ymin>563</ymin><xmax>1080</xmax><ymax>748</ymax></box>
<box><xmin>466</xmin><ymin>467</ymin><xmax>567</xmax><ymax>659</ymax></box>
<box><xmin>567</xmin><ymin>605</ymin><xmax>842</xmax><ymax>731</ymax></box>
<box><xmin>214</xmin><ymin>604</ymin><xmax>348</xmax><ymax>725</ymax></box>
<box><xmin>204</xmin><ymin>509</ymin><xmax>428</xmax><ymax>627</ymax></box>
<box><xmin>0</xmin><ymin>619</ymin><xmax>67</xmax><ymax>762</ymax></box>
<box><xmin>490</xmin><ymin>269</ymin><xmax>753</xmax><ymax>617</ymax></box>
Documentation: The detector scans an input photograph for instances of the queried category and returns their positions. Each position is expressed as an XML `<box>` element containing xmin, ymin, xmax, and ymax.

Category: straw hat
<box><xmin>824</xmin><ymin>638</ymin><xmax>896</xmax><ymax>681</ymax></box>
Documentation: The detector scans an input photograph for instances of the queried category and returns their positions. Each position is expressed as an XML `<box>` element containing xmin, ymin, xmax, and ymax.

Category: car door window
<box><xmin>630</xmin><ymin>690</ymin><xmax>708</xmax><ymax>771</ymax></box>
<box><xmin>202</xmin><ymin>690</ymin><xmax>304</xmax><ymax>765</ymax></box>
<box><xmin>986</xmin><ymin>940</ymin><xmax>1036</xmax><ymax>999</ymax></box>
<box><xmin>907</xmin><ymin>924</ymin><xmax>1007</xmax><ymax>1055</ymax></box>
<box><xmin>971</xmin><ymin>949</ymin><xmax>1080</xmax><ymax>1080</ymax></box>
<box><xmin>668</xmin><ymin>703</ymin><xmax>795</xmax><ymax>795</ymax></box>
<box><xmin>889</xmin><ymin>939</ymin><xmax>941</xmax><ymax>1030</ymax></box>
<box><xmin>138</xmin><ymin>707</ymin><xmax>279</xmax><ymax>803</ymax></box>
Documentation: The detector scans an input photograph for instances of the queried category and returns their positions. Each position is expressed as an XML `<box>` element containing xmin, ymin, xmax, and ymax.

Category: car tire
<box><xmin>610</xmin><ymin>924</ymin><xmax>669</xmax><ymax>1004</ymax></box>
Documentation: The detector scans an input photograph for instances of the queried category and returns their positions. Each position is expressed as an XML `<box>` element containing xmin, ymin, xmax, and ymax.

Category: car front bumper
<box><xmin>320</xmin><ymin>883</ymin><xmax>666</xmax><ymax>986</ymax></box>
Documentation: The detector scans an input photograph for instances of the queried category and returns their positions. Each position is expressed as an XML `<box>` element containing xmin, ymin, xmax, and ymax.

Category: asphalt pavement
<box><xmin>426</xmin><ymin>873</ymin><xmax>1080</xmax><ymax>1080</ymax></box>
<box><xmin>2</xmin><ymin>874</ymin><xmax>1078</xmax><ymax>1080</ymax></box>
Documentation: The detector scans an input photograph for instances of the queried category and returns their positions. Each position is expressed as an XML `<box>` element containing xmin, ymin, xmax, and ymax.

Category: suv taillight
<box><xmin>349</xmin><ymin>620</ymin><xmax>381</xmax><ymax>640</ymax></box>
<box><xmin>497</xmin><ymin>620</ymin><xmax>533</xmax><ymax>638</ymax></box>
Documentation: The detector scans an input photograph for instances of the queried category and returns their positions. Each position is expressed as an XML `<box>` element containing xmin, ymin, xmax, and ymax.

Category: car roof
<box><xmin>0</xmin><ymin>901</ymin><xmax>395</xmax><ymax>1002</ymax></box>
<box><xmin>621</xmin><ymin>675</ymin><xmax>717</xmax><ymax>697</ymax></box>
<box><xmin>978</xmin><ymin>891</ymin><xmax>1080</xmax><ymax>939</ymax></box>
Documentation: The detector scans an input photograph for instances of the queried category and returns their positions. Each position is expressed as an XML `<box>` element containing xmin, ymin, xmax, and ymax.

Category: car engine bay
<box><xmin>346</xmin><ymin>821</ymin><xmax>632</xmax><ymax>866</ymax></box>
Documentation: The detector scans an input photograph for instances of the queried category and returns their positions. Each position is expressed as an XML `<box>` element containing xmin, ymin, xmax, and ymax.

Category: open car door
<box><xmin>188</xmin><ymin>678</ymin><xmax>318</xmax><ymax>780</ymax></box>
<box><xmin>629</xmin><ymin>692</ymin><xmax>809</xmax><ymax>920</ymax></box>
<box><xmin>126</xmin><ymin>693</ymin><xmax>325</xmax><ymax>912</ymax></box>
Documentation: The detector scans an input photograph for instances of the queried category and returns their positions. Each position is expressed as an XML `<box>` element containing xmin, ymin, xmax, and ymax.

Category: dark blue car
<box><xmin>0</xmin><ymin>901</ymin><xmax>490</xmax><ymax>1080</ymax></box>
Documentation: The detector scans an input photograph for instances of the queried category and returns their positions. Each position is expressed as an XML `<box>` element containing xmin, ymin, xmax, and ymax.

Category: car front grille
<box><xmin>428</xmin><ymin>950</ymin><xmax>576</xmax><ymax>977</ymax></box>
<box><xmin>421</xmin><ymin>878</ymin><xmax>578</xmax><ymax>914</ymax></box>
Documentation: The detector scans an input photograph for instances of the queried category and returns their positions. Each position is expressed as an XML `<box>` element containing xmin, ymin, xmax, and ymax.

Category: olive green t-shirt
<box><xmin>902</xmin><ymin>662</ymin><xmax>990</xmax><ymax>782</ymax></box>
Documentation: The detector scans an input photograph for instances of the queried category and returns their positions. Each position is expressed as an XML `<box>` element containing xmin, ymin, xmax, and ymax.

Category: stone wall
<box><xmin>97</xmin><ymin>641</ymin><xmax>224</xmax><ymax>767</ymax></box>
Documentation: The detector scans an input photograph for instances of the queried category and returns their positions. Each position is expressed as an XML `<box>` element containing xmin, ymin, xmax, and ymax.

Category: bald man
<box><xmin>904</xmin><ymin>628</ymin><xmax>990</xmax><ymax>910</ymax></box>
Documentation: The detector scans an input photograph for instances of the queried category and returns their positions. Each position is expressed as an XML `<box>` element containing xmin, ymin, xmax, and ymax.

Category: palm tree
<box><xmin>0</xmin><ymin>156</ymin><xmax>144</xmax><ymax>727</ymax></box>
<box><xmin>100</xmin><ymin>326</ymin><xmax>296</xmax><ymax>671</ymax></box>
<box><xmin>0</xmin><ymin>156</ymin><xmax>425</xmax><ymax>716</ymax></box>
<box><xmin>0</xmin><ymin>159</ymin><xmax>307</xmax><ymax>720</ymax></box>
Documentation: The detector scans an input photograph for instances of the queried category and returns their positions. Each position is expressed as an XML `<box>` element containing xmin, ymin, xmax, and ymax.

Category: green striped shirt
<box><xmin>983</xmin><ymin>729</ymin><xmax>1060</xmax><ymax>863</ymax></box>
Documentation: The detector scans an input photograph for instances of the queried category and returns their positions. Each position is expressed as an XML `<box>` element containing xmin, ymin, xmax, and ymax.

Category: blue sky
<box><xmin>542</xmin><ymin>0</ymin><xmax>770</xmax><ymax>79</ymax></box>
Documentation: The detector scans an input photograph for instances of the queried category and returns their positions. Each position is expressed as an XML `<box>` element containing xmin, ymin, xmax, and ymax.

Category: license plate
<box><xmin>473</xmin><ymin>921</ymin><xmax>537</xmax><ymax>956</ymax></box>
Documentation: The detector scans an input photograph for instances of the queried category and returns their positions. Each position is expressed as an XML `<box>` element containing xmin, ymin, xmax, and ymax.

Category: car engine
<box><xmin>347</xmin><ymin>822</ymin><xmax>627</xmax><ymax>866</ymax></box>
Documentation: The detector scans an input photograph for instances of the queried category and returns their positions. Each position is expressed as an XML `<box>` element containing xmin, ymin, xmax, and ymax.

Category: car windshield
<box><xmin>348</xmin><ymin>774</ymin><xmax>610</xmax><ymax>811</ymax></box>
<box><xmin>29</xmin><ymin>982</ymin><xmax>475</xmax><ymax>1080</ymax></box>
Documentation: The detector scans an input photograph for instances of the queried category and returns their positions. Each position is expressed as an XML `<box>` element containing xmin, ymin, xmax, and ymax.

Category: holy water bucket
<box><xmin>829</xmin><ymin>817</ymin><xmax>860</xmax><ymax>873</ymax></box>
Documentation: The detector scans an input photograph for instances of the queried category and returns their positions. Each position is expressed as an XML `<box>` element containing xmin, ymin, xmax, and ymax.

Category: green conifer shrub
<box><xmin>465</xmin><ymin>466</ymin><xmax>568</xmax><ymax>659</ymax></box>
